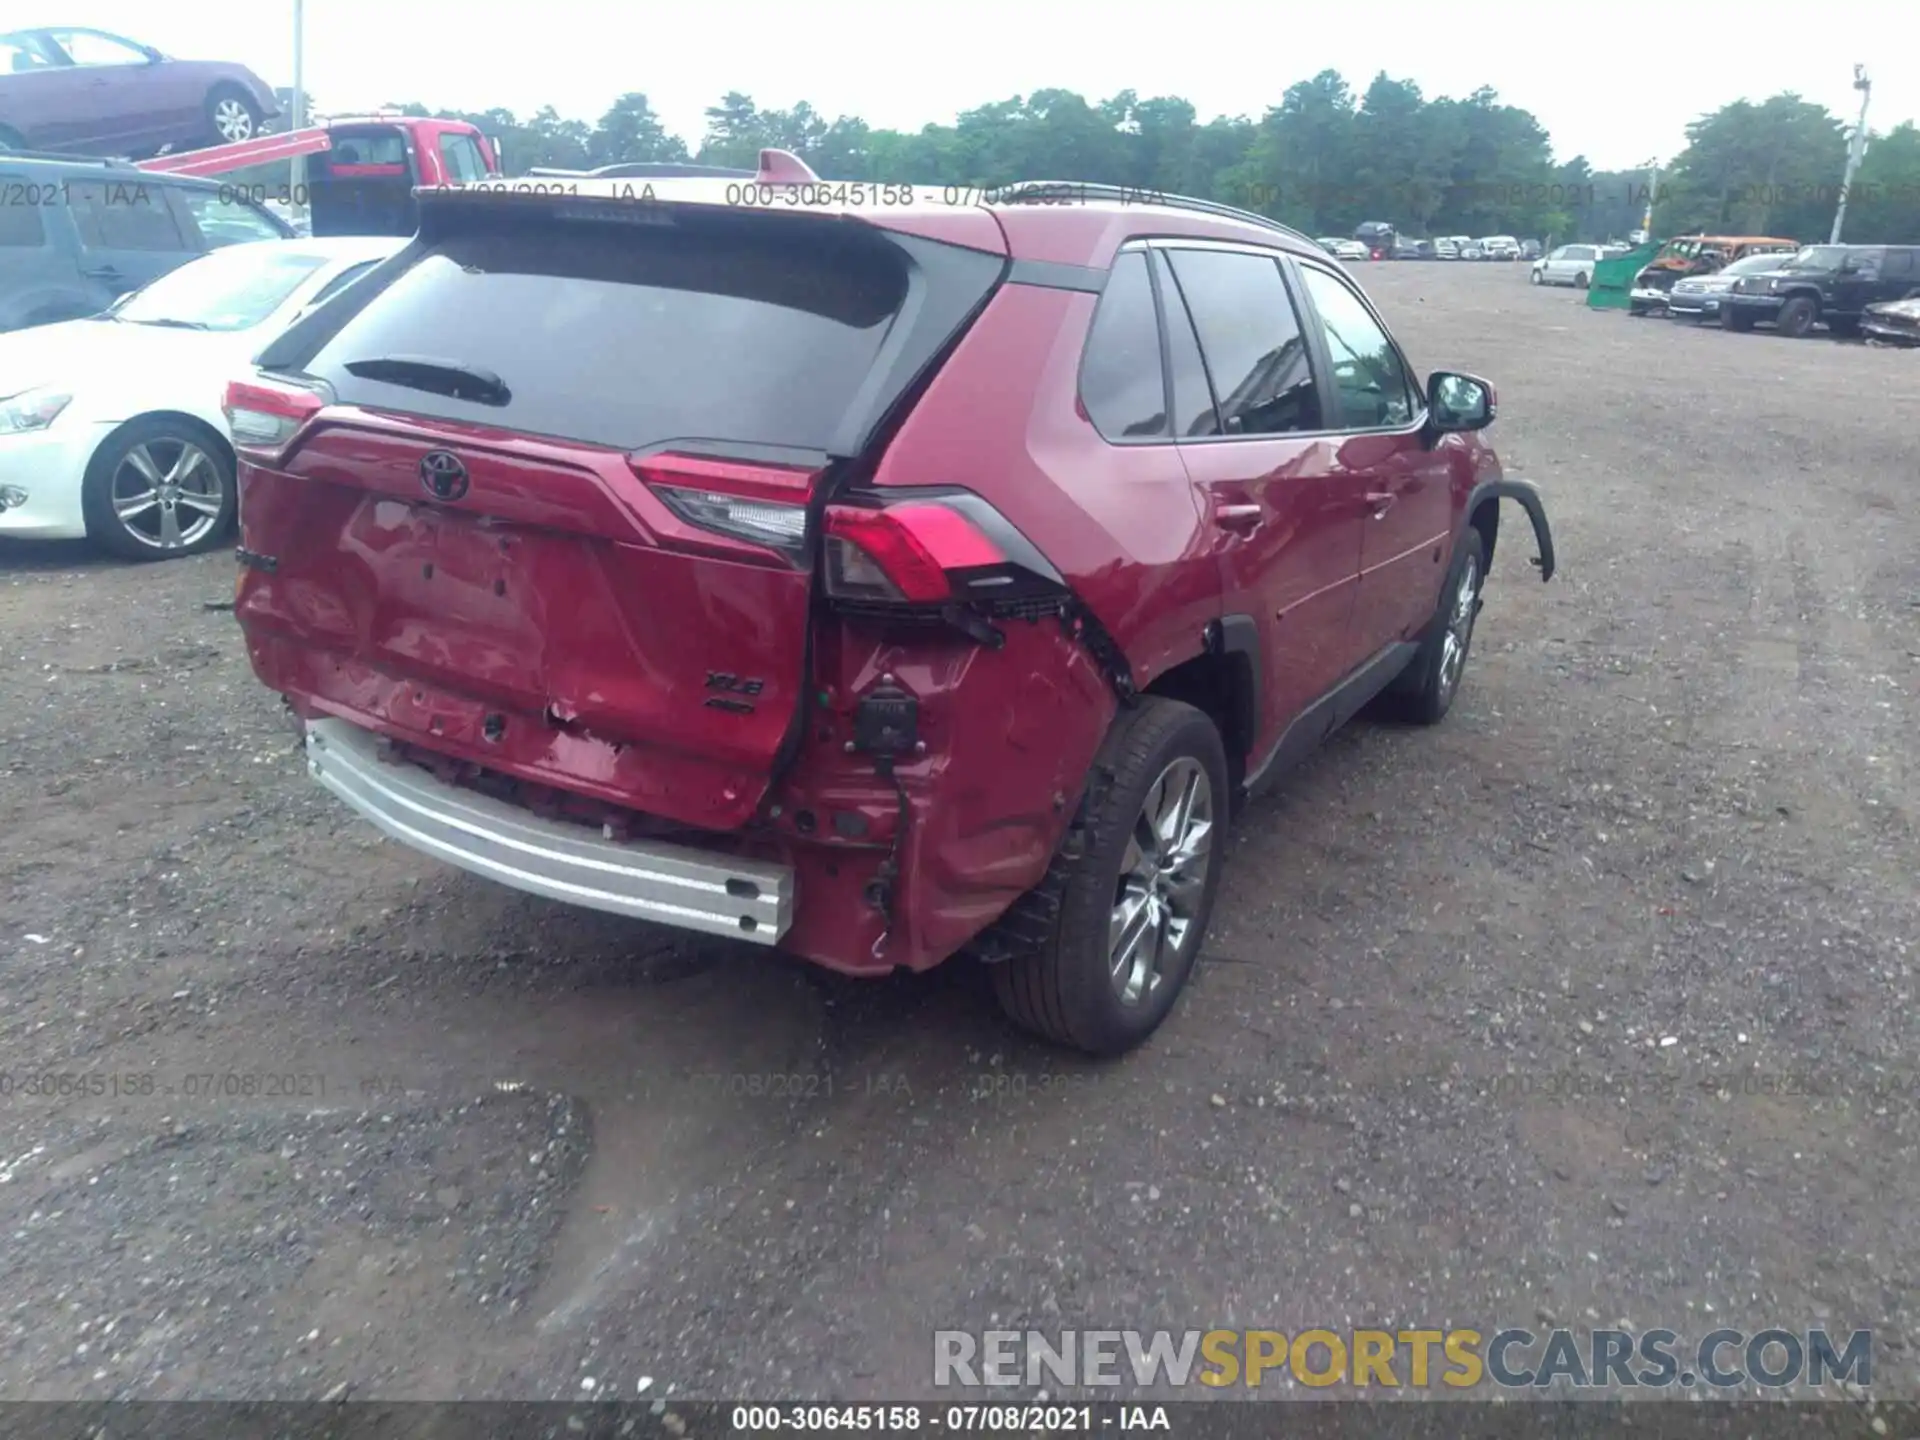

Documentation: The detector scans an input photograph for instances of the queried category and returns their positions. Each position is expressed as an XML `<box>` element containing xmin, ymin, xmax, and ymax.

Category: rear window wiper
<box><xmin>340</xmin><ymin>354</ymin><xmax>511</xmax><ymax>406</ymax></box>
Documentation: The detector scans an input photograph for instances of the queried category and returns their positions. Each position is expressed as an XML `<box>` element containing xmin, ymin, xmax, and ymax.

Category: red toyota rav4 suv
<box><xmin>226</xmin><ymin>168</ymin><xmax>1555</xmax><ymax>1055</ymax></box>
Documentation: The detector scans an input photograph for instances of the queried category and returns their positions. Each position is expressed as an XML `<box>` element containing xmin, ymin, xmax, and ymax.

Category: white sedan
<box><xmin>0</xmin><ymin>236</ymin><xmax>403</xmax><ymax>560</ymax></box>
<box><xmin>1332</xmin><ymin>240</ymin><xmax>1370</xmax><ymax>261</ymax></box>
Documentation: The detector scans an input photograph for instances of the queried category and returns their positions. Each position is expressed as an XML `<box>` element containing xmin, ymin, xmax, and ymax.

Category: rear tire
<box><xmin>1723</xmin><ymin>308</ymin><xmax>1756</xmax><ymax>332</ymax></box>
<box><xmin>1574</xmin><ymin>271</ymin><xmax>1589</xmax><ymax>288</ymax></box>
<box><xmin>1827</xmin><ymin>315</ymin><xmax>1861</xmax><ymax>338</ymax></box>
<box><xmin>1777</xmin><ymin>295</ymin><xmax>1817</xmax><ymax>338</ymax></box>
<box><xmin>206</xmin><ymin>87</ymin><xmax>261</xmax><ymax>145</ymax></box>
<box><xmin>990</xmin><ymin>698</ymin><xmax>1229</xmax><ymax>1056</ymax></box>
<box><xmin>1384</xmin><ymin>527</ymin><xmax>1485</xmax><ymax>726</ymax></box>
<box><xmin>81</xmin><ymin>416</ymin><xmax>236</xmax><ymax>562</ymax></box>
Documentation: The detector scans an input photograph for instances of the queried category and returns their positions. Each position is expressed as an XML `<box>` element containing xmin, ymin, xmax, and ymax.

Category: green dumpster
<box><xmin>1587</xmin><ymin>243</ymin><xmax>1661</xmax><ymax>310</ymax></box>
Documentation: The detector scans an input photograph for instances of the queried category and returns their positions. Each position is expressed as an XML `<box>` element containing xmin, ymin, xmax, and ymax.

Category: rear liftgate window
<box><xmin>300</xmin><ymin>211</ymin><xmax>921</xmax><ymax>453</ymax></box>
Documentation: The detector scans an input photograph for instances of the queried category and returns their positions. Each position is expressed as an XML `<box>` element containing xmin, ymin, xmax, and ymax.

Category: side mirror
<box><xmin>1427</xmin><ymin>371</ymin><xmax>1495</xmax><ymax>433</ymax></box>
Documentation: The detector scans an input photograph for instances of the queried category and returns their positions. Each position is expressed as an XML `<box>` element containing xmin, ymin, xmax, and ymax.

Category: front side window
<box><xmin>1297</xmin><ymin>265</ymin><xmax>1417</xmax><ymax>430</ymax></box>
<box><xmin>1164</xmin><ymin>248</ymin><xmax>1318</xmax><ymax>436</ymax></box>
<box><xmin>45</xmin><ymin>29</ymin><xmax>146</xmax><ymax>67</ymax></box>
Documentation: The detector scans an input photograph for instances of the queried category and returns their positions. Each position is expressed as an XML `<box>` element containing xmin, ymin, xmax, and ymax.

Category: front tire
<box><xmin>1777</xmin><ymin>295</ymin><xmax>1817</xmax><ymax>338</ymax></box>
<box><xmin>81</xmin><ymin>417</ymin><xmax>236</xmax><ymax>561</ymax></box>
<box><xmin>1385</xmin><ymin>527</ymin><xmax>1485</xmax><ymax>726</ymax></box>
<box><xmin>991</xmin><ymin>698</ymin><xmax>1229</xmax><ymax>1056</ymax></box>
<box><xmin>206</xmin><ymin>87</ymin><xmax>261</xmax><ymax>145</ymax></box>
<box><xmin>1529</xmin><ymin>269</ymin><xmax>1542</xmax><ymax>286</ymax></box>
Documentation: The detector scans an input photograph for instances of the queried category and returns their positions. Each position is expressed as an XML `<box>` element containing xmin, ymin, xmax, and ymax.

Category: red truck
<box><xmin>136</xmin><ymin>114</ymin><xmax>500</xmax><ymax>235</ymax></box>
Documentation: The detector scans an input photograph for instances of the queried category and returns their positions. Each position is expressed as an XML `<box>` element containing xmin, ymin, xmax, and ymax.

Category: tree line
<box><xmin>272</xmin><ymin>74</ymin><xmax>1920</xmax><ymax>245</ymax></box>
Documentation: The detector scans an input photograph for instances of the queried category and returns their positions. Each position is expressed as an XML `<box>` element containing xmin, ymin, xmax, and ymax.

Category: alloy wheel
<box><xmin>111</xmin><ymin>438</ymin><xmax>224</xmax><ymax>552</ymax></box>
<box><xmin>213</xmin><ymin>99</ymin><xmax>255</xmax><ymax>142</ymax></box>
<box><xmin>1438</xmin><ymin>551</ymin><xmax>1482</xmax><ymax>701</ymax></box>
<box><xmin>1109</xmin><ymin>757</ymin><xmax>1214</xmax><ymax>1006</ymax></box>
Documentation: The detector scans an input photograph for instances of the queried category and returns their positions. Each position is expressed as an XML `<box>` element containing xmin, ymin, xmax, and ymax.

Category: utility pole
<box><xmin>1634</xmin><ymin>157</ymin><xmax>1659</xmax><ymax>245</ymax></box>
<box><xmin>1830</xmin><ymin>65</ymin><xmax>1871</xmax><ymax>244</ymax></box>
<box><xmin>290</xmin><ymin>0</ymin><xmax>307</xmax><ymax>222</ymax></box>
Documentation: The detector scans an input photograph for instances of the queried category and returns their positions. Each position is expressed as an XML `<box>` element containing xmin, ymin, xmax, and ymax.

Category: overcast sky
<box><xmin>69</xmin><ymin>1</ymin><xmax>1910</xmax><ymax>173</ymax></box>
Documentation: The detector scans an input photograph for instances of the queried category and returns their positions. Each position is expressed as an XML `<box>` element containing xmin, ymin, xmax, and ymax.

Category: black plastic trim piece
<box><xmin>1243</xmin><ymin>641</ymin><xmax>1419</xmax><ymax>796</ymax></box>
<box><xmin>235</xmin><ymin>548</ymin><xmax>279</xmax><ymax>573</ymax></box>
<box><xmin>1006</xmin><ymin>258</ymin><xmax>1108</xmax><ymax>294</ymax></box>
<box><xmin>1467</xmin><ymin>477</ymin><xmax>1556</xmax><ymax>582</ymax></box>
<box><xmin>1208</xmin><ymin>614</ymin><xmax>1261</xmax><ymax>760</ymax></box>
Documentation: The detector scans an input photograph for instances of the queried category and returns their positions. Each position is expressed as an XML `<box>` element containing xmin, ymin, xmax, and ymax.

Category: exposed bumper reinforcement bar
<box><xmin>304</xmin><ymin>718</ymin><xmax>793</xmax><ymax>943</ymax></box>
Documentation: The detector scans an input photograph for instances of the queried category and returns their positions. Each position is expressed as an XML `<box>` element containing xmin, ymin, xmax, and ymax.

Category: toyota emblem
<box><xmin>419</xmin><ymin>450</ymin><xmax>469</xmax><ymax>501</ymax></box>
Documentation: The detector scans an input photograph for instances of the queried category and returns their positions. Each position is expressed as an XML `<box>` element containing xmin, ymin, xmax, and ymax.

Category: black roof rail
<box><xmin>0</xmin><ymin>148</ymin><xmax>140</xmax><ymax>169</ymax></box>
<box><xmin>992</xmin><ymin>180</ymin><xmax>1316</xmax><ymax>248</ymax></box>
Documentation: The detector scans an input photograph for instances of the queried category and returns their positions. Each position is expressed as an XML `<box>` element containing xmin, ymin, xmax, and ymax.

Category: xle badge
<box><xmin>704</xmin><ymin>671</ymin><xmax>764</xmax><ymax>713</ymax></box>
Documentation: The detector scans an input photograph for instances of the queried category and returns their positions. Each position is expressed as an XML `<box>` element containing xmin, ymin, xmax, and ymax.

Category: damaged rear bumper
<box><xmin>304</xmin><ymin>718</ymin><xmax>793</xmax><ymax>943</ymax></box>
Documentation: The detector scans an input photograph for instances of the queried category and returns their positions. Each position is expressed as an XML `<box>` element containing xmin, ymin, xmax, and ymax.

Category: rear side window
<box><xmin>67</xmin><ymin>180</ymin><xmax>192</xmax><ymax>252</ymax></box>
<box><xmin>0</xmin><ymin>183</ymin><xmax>49</xmax><ymax>247</ymax></box>
<box><xmin>439</xmin><ymin>134</ymin><xmax>490</xmax><ymax>182</ymax></box>
<box><xmin>298</xmin><ymin>212</ymin><xmax>915</xmax><ymax>452</ymax></box>
<box><xmin>1078</xmin><ymin>251</ymin><xmax>1166</xmax><ymax>441</ymax></box>
<box><xmin>1886</xmin><ymin>250</ymin><xmax>1916</xmax><ymax>278</ymax></box>
<box><xmin>323</xmin><ymin>133</ymin><xmax>410</xmax><ymax>169</ymax></box>
<box><xmin>1164</xmin><ymin>248</ymin><xmax>1319</xmax><ymax>436</ymax></box>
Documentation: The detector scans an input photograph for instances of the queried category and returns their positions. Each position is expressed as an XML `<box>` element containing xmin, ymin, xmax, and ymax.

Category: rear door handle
<box><xmin>83</xmin><ymin>265</ymin><xmax>123</xmax><ymax>281</ymax></box>
<box><xmin>1214</xmin><ymin>503</ymin><xmax>1263</xmax><ymax>534</ymax></box>
<box><xmin>1365</xmin><ymin>491</ymin><xmax>1396</xmax><ymax>519</ymax></box>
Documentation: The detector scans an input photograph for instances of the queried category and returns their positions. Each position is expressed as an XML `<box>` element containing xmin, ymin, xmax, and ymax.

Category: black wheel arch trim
<box><xmin>1466</xmin><ymin>478</ymin><xmax>1555</xmax><ymax>583</ymax></box>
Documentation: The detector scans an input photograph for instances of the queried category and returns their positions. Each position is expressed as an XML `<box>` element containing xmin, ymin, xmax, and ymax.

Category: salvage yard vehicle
<box><xmin>0</xmin><ymin>27</ymin><xmax>280</xmax><ymax>156</ymax></box>
<box><xmin>227</xmin><ymin>157</ymin><xmax>1556</xmax><ymax>1055</ymax></box>
<box><xmin>1627</xmin><ymin>235</ymin><xmax>1798</xmax><ymax>316</ymax></box>
<box><xmin>1862</xmin><ymin>294</ymin><xmax>1920</xmax><ymax>345</ymax></box>
<box><xmin>0</xmin><ymin>153</ymin><xmax>294</xmax><ymax>332</ymax></box>
<box><xmin>0</xmin><ymin>235</ymin><xmax>402</xmax><ymax>556</ymax></box>
<box><xmin>1531</xmin><ymin>244</ymin><xmax>1598</xmax><ymax>287</ymax></box>
<box><xmin>1663</xmin><ymin>253</ymin><xmax>1799</xmax><ymax>322</ymax></box>
<box><xmin>1721</xmin><ymin>244</ymin><xmax>1920</xmax><ymax>337</ymax></box>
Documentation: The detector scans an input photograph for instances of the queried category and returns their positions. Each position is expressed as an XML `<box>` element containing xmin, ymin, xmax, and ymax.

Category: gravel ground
<box><xmin>1</xmin><ymin>260</ymin><xmax>1916</xmax><ymax>1405</ymax></box>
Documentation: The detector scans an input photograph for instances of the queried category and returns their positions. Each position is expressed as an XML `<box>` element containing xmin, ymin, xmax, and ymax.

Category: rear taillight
<box><xmin>224</xmin><ymin>378</ymin><xmax>324</xmax><ymax>459</ymax></box>
<box><xmin>632</xmin><ymin>453</ymin><xmax>819</xmax><ymax>560</ymax></box>
<box><xmin>822</xmin><ymin>492</ymin><xmax>1066</xmax><ymax>610</ymax></box>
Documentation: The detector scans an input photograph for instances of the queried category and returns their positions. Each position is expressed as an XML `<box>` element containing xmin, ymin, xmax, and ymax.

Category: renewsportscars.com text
<box><xmin>933</xmin><ymin>1327</ymin><xmax>1871</xmax><ymax>1390</ymax></box>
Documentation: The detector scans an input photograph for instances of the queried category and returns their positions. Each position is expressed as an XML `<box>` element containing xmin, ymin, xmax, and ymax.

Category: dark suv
<box><xmin>226</xmin><ymin>171</ymin><xmax>1556</xmax><ymax>1055</ymax></box>
<box><xmin>1</xmin><ymin>153</ymin><xmax>292</xmax><ymax>332</ymax></box>
<box><xmin>1720</xmin><ymin>244</ymin><xmax>1920</xmax><ymax>337</ymax></box>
